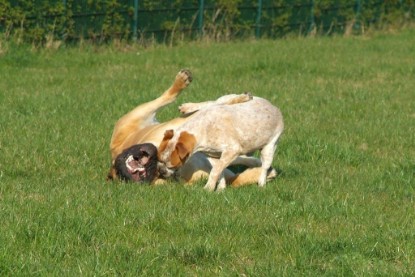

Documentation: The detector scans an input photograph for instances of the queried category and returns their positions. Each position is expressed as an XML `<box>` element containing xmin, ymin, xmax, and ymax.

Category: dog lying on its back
<box><xmin>158</xmin><ymin>96</ymin><xmax>284</xmax><ymax>191</ymax></box>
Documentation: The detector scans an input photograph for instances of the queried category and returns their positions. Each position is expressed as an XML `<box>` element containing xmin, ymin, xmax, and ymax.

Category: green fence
<box><xmin>1</xmin><ymin>0</ymin><xmax>414</xmax><ymax>44</ymax></box>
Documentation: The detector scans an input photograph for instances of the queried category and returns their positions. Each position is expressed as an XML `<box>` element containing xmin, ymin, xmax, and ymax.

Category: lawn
<box><xmin>0</xmin><ymin>30</ymin><xmax>414</xmax><ymax>275</ymax></box>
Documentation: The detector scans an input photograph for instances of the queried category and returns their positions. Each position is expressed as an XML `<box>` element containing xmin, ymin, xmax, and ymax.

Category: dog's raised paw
<box><xmin>175</xmin><ymin>69</ymin><xmax>192</xmax><ymax>89</ymax></box>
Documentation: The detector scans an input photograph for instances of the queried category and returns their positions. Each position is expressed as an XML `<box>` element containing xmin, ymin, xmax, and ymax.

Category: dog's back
<box><xmin>182</xmin><ymin>97</ymin><xmax>283</xmax><ymax>155</ymax></box>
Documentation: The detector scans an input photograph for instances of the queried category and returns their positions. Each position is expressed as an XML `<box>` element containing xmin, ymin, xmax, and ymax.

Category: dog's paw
<box><xmin>179</xmin><ymin>103</ymin><xmax>198</xmax><ymax>114</ymax></box>
<box><xmin>266</xmin><ymin>168</ymin><xmax>277</xmax><ymax>180</ymax></box>
<box><xmin>243</xmin><ymin>92</ymin><xmax>253</xmax><ymax>101</ymax></box>
<box><xmin>174</xmin><ymin>69</ymin><xmax>192</xmax><ymax>89</ymax></box>
<box><xmin>203</xmin><ymin>183</ymin><xmax>216</xmax><ymax>192</ymax></box>
<box><xmin>238</xmin><ymin>92</ymin><xmax>254</xmax><ymax>103</ymax></box>
<box><xmin>227</xmin><ymin>92</ymin><xmax>253</xmax><ymax>105</ymax></box>
<box><xmin>215</xmin><ymin>179</ymin><xmax>227</xmax><ymax>192</ymax></box>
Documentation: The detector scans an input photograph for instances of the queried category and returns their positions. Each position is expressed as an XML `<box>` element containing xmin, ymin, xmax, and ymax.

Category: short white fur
<box><xmin>159</xmin><ymin>96</ymin><xmax>284</xmax><ymax>191</ymax></box>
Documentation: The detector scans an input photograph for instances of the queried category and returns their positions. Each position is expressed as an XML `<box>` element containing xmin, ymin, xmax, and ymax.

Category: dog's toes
<box><xmin>178</xmin><ymin>104</ymin><xmax>188</xmax><ymax>114</ymax></box>
<box><xmin>179</xmin><ymin>103</ymin><xmax>198</xmax><ymax>114</ymax></box>
<box><xmin>244</xmin><ymin>92</ymin><xmax>253</xmax><ymax>100</ymax></box>
<box><xmin>203</xmin><ymin>183</ymin><xmax>216</xmax><ymax>192</ymax></box>
<box><xmin>180</xmin><ymin>69</ymin><xmax>192</xmax><ymax>80</ymax></box>
<box><xmin>267</xmin><ymin>168</ymin><xmax>277</xmax><ymax>180</ymax></box>
<box><xmin>175</xmin><ymin>69</ymin><xmax>192</xmax><ymax>88</ymax></box>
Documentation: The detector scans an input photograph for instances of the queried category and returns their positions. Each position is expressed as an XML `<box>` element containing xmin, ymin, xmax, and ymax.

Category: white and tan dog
<box><xmin>158</xmin><ymin>96</ymin><xmax>284</xmax><ymax>191</ymax></box>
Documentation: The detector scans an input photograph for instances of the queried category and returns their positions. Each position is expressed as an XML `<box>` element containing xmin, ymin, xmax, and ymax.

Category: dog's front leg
<box><xmin>204</xmin><ymin>151</ymin><xmax>238</xmax><ymax>191</ymax></box>
<box><xmin>204</xmin><ymin>167</ymin><xmax>221</xmax><ymax>191</ymax></box>
<box><xmin>216</xmin><ymin>173</ymin><xmax>227</xmax><ymax>192</ymax></box>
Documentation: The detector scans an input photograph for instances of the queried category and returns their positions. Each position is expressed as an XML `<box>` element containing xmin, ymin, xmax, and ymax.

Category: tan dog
<box><xmin>108</xmin><ymin>69</ymin><xmax>277</xmax><ymax>186</ymax></box>
<box><xmin>158</xmin><ymin>96</ymin><xmax>284</xmax><ymax>191</ymax></box>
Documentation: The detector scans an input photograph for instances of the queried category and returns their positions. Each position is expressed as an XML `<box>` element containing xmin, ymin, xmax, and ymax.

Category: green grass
<box><xmin>0</xmin><ymin>30</ymin><xmax>414</xmax><ymax>275</ymax></box>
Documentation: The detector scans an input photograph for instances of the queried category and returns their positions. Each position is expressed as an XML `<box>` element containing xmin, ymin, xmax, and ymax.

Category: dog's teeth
<box><xmin>126</xmin><ymin>156</ymin><xmax>134</xmax><ymax>171</ymax></box>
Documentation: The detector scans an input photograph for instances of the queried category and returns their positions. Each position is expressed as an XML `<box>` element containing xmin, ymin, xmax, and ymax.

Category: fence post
<box><xmin>62</xmin><ymin>0</ymin><xmax>67</xmax><ymax>40</ymax></box>
<box><xmin>198</xmin><ymin>0</ymin><xmax>204</xmax><ymax>36</ymax></box>
<box><xmin>308</xmin><ymin>0</ymin><xmax>315</xmax><ymax>34</ymax></box>
<box><xmin>133</xmin><ymin>0</ymin><xmax>139</xmax><ymax>41</ymax></box>
<box><xmin>354</xmin><ymin>0</ymin><xmax>361</xmax><ymax>31</ymax></box>
<box><xmin>256</xmin><ymin>0</ymin><xmax>263</xmax><ymax>38</ymax></box>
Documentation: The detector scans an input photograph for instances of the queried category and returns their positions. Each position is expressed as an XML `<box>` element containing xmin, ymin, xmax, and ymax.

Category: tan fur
<box><xmin>229</xmin><ymin>167</ymin><xmax>277</xmax><ymax>188</ymax></box>
<box><xmin>108</xmin><ymin>70</ymin><xmax>278</xmax><ymax>186</ymax></box>
<box><xmin>174</xmin><ymin>131</ymin><xmax>196</xmax><ymax>167</ymax></box>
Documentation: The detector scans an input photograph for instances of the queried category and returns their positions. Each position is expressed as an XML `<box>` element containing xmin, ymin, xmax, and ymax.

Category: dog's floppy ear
<box><xmin>176</xmin><ymin>142</ymin><xmax>190</xmax><ymax>161</ymax></box>
<box><xmin>158</xmin><ymin>129</ymin><xmax>174</xmax><ymax>155</ymax></box>
<box><xmin>176</xmin><ymin>131</ymin><xmax>196</xmax><ymax>162</ymax></box>
<box><xmin>164</xmin><ymin>129</ymin><xmax>174</xmax><ymax>139</ymax></box>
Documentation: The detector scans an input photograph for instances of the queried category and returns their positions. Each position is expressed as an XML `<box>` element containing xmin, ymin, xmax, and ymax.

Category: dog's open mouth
<box><xmin>125</xmin><ymin>154</ymin><xmax>149</xmax><ymax>181</ymax></box>
<box><xmin>114</xmin><ymin>143</ymin><xmax>158</xmax><ymax>183</ymax></box>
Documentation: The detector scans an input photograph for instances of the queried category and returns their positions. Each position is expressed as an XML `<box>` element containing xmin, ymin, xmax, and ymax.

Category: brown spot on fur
<box><xmin>164</xmin><ymin>129</ymin><xmax>174</xmax><ymax>139</ymax></box>
<box><xmin>168</xmin><ymin>148</ymin><xmax>183</xmax><ymax>168</ymax></box>
<box><xmin>177</xmin><ymin>131</ymin><xmax>196</xmax><ymax>158</ymax></box>
<box><xmin>158</xmin><ymin>130</ymin><xmax>175</xmax><ymax>160</ymax></box>
<box><xmin>176</xmin><ymin>142</ymin><xmax>190</xmax><ymax>161</ymax></box>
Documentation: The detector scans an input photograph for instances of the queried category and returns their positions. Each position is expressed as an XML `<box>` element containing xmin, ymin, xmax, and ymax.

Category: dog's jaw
<box><xmin>112</xmin><ymin>143</ymin><xmax>158</xmax><ymax>183</ymax></box>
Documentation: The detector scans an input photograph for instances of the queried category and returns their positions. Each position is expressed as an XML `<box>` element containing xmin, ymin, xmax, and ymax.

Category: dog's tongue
<box><xmin>127</xmin><ymin>159</ymin><xmax>141</xmax><ymax>172</ymax></box>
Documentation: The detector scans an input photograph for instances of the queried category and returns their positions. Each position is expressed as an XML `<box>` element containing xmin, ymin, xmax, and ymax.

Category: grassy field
<box><xmin>0</xmin><ymin>30</ymin><xmax>414</xmax><ymax>275</ymax></box>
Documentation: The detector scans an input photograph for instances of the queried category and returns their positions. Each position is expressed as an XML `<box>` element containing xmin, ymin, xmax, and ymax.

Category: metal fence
<box><xmin>2</xmin><ymin>0</ymin><xmax>414</xmax><ymax>43</ymax></box>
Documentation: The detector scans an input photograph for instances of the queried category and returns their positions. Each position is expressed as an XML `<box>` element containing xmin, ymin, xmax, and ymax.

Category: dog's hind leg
<box><xmin>258</xmin><ymin>144</ymin><xmax>276</xmax><ymax>187</ymax></box>
<box><xmin>229</xmin><ymin>167</ymin><xmax>277</xmax><ymax>188</ymax></box>
<box><xmin>115</xmin><ymin>70</ymin><xmax>192</xmax><ymax>129</ymax></box>
<box><xmin>258</xmin><ymin>128</ymin><xmax>283</xmax><ymax>186</ymax></box>
<box><xmin>110</xmin><ymin>70</ymin><xmax>192</xmax><ymax>159</ymax></box>
<box><xmin>179</xmin><ymin>92</ymin><xmax>253</xmax><ymax>115</ymax></box>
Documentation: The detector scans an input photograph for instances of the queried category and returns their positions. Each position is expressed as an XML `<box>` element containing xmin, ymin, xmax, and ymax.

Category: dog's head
<box><xmin>107</xmin><ymin>143</ymin><xmax>158</xmax><ymax>183</ymax></box>
<box><xmin>158</xmin><ymin>129</ymin><xmax>196</xmax><ymax>170</ymax></box>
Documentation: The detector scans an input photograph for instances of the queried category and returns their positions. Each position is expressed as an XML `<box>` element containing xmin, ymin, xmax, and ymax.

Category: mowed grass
<box><xmin>0</xmin><ymin>30</ymin><xmax>414</xmax><ymax>275</ymax></box>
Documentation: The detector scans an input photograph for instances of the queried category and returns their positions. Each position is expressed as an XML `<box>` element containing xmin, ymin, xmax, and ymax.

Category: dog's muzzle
<box><xmin>114</xmin><ymin>143</ymin><xmax>158</xmax><ymax>183</ymax></box>
<box><xmin>157</xmin><ymin>162</ymin><xmax>180</xmax><ymax>180</ymax></box>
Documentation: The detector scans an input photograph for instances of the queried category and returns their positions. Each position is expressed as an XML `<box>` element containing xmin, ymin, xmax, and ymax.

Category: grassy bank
<box><xmin>0</xmin><ymin>30</ymin><xmax>414</xmax><ymax>275</ymax></box>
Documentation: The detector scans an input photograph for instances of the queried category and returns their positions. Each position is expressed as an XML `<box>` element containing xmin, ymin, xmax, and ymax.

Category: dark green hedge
<box><xmin>0</xmin><ymin>0</ymin><xmax>414</xmax><ymax>45</ymax></box>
